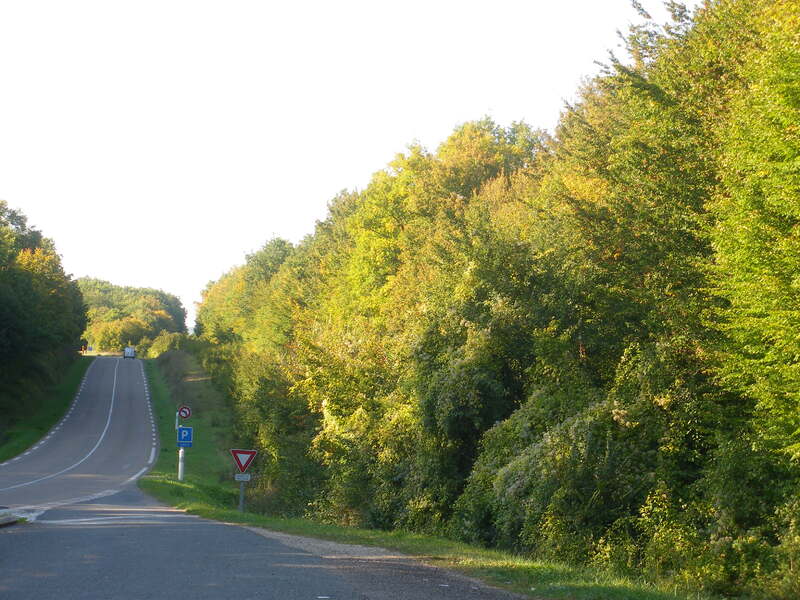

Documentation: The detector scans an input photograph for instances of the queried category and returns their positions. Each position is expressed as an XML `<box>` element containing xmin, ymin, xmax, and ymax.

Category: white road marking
<box><xmin>124</xmin><ymin>467</ymin><xmax>149</xmax><ymax>485</ymax></box>
<box><xmin>0</xmin><ymin>359</ymin><xmax>120</xmax><ymax>491</ymax></box>
<box><xmin>38</xmin><ymin>514</ymin><xmax>195</xmax><ymax>525</ymax></box>
<box><xmin>2</xmin><ymin>360</ymin><xmax>159</xmax><ymax>513</ymax></box>
<box><xmin>7</xmin><ymin>489</ymin><xmax>122</xmax><ymax>521</ymax></box>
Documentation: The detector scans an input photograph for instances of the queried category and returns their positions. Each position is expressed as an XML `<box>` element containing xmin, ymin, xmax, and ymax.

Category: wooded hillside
<box><xmin>78</xmin><ymin>278</ymin><xmax>186</xmax><ymax>352</ymax></box>
<box><xmin>194</xmin><ymin>1</ymin><xmax>800</xmax><ymax>596</ymax></box>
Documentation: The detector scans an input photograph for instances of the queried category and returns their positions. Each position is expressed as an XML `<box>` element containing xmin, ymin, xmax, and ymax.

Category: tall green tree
<box><xmin>0</xmin><ymin>201</ymin><xmax>86</xmax><ymax>427</ymax></box>
<box><xmin>712</xmin><ymin>0</ymin><xmax>800</xmax><ymax>457</ymax></box>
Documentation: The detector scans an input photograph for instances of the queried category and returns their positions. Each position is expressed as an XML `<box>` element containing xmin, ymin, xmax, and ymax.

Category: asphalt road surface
<box><xmin>0</xmin><ymin>357</ymin><xmax>156</xmax><ymax>514</ymax></box>
<box><xmin>0</xmin><ymin>357</ymin><xmax>523</xmax><ymax>600</ymax></box>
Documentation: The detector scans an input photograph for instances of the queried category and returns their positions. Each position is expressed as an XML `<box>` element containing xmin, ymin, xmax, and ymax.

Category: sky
<box><xmin>0</xmin><ymin>1</ymin><xmax>701</xmax><ymax>329</ymax></box>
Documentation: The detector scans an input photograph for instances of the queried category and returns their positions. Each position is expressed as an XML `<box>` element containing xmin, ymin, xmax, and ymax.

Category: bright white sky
<box><xmin>0</xmin><ymin>1</ymin><xmax>700</xmax><ymax>328</ymax></box>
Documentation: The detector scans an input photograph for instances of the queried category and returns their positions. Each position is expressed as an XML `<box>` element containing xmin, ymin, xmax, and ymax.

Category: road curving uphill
<box><xmin>0</xmin><ymin>357</ymin><xmax>157</xmax><ymax>520</ymax></box>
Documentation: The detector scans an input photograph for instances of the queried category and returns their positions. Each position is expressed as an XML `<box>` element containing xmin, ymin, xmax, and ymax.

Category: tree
<box><xmin>78</xmin><ymin>278</ymin><xmax>186</xmax><ymax>351</ymax></box>
<box><xmin>0</xmin><ymin>202</ymin><xmax>86</xmax><ymax>425</ymax></box>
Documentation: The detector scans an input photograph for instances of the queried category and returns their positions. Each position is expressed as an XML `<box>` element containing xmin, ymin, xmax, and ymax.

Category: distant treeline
<box><xmin>0</xmin><ymin>201</ymin><xmax>86</xmax><ymax>431</ymax></box>
<box><xmin>191</xmin><ymin>1</ymin><xmax>799</xmax><ymax>596</ymax></box>
<box><xmin>78</xmin><ymin>278</ymin><xmax>186</xmax><ymax>352</ymax></box>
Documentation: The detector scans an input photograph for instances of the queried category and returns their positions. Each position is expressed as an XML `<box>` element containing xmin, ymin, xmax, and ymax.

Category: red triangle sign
<box><xmin>230</xmin><ymin>449</ymin><xmax>257</xmax><ymax>473</ymax></box>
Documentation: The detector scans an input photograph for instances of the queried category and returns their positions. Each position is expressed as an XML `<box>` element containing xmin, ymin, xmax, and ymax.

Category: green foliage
<box><xmin>191</xmin><ymin>1</ymin><xmax>800</xmax><ymax>596</ymax></box>
<box><xmin>144</xmin><ymin>330</ymin><xmax>189</xmax><ymax>358</ymax></box>
<box><xmin>78</xmin><ymin>277</ymin><xmax>186</xmax><ymax>351</ymax></box>
<box><xmin>0</xmin><ymin>201</ymin><xmax>87</xmax><ymax>435</ymax></box>
<box><xmin>712</xmin><ymin>0</ymin><xmax>800</xmax><ymax>457</ymax></box>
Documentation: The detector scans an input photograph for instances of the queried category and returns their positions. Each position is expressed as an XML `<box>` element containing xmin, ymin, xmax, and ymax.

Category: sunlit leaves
<box><xmin>79</xmin><ymin>278</ymin><xmax>187</xmax><ymax>351</ymax></box>
<box><xmin>190</xmin><ymin>1</ymin><xmax>800</xmax><ymax>593</ymax></box>
<box><xmin>0</xmin><ymin>202</ymin><xmax>86</xmax><ymax>418</ymax></box>
<box><xmin>712</xmin><ymin>0</ymin><xmax>800</xmax><ymax>456</ymax></box>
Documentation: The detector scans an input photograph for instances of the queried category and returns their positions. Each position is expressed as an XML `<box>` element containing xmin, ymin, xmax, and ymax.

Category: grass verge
<box><xmin>139</xmin><ymin>351</ymin><xmax>237</xmax><ymax>510</ymax></box>
<box><xmin>0</xmin><ymin>356</ymin><xmax>94</xmax><ymax>462</ymax></box>
<box><xmin>139</xmin><ymin>352</ymin><xmax>706</xmax><ymax>600</ymax></box>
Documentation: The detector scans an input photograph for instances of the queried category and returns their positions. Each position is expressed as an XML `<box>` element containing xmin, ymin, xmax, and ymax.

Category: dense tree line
<box><xmin>0</xmin><ymin>202</ymin><xmax>86</xmax><ymax>432</ymax></box>
<box><xmin>78</xmin><ymin>278</ymin><xmax>186</xmax><ymax>352</ymax></box>
<box><xmin>194</xmin><ymin>1</ymin><xmax>800</xmax><ymax>595</ymax></box>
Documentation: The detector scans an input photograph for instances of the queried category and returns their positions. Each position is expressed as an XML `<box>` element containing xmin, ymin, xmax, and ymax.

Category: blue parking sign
<box><xmin>177</xmin><ymin>426</ymin><xmax>193</xmax><ymax>448</ymax></box>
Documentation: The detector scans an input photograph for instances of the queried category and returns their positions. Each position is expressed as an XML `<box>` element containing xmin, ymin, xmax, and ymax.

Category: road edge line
<box><xmin>0</xmin><ymin>359</ymin><xmax>120</xmax><ymax>492</ymax></box>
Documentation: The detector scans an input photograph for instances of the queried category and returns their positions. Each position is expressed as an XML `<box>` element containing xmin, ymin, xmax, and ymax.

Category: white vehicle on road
<box><xmin>123</xmin><ymin>346</ymin><xmax>136</xmax><ymax>359</ymax></box>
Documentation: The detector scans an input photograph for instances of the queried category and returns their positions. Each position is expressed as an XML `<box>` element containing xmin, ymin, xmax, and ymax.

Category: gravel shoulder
<box><xmin>240</xmin><ymin>523</ymin><xmax>531</xmax><ymax>599</ymax></box>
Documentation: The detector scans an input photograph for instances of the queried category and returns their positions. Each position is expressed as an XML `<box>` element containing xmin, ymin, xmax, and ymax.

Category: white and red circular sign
<box><xmin>178</xmin><ymin>405</ymin><xmax>192</xmax><ymax>419</ymax></box>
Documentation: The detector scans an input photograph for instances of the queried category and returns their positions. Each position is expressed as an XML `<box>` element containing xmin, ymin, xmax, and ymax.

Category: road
<box><xmin>0</xmin><ymin>357</ymin><xmax>155</xmax><ymax>514</ymax></box>
<box><xmin>0</xmin><ymin>357</ymin><xmax>522</xmax><ymax>600</ymax></box>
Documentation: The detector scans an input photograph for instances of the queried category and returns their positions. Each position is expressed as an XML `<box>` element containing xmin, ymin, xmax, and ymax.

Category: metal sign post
<box><xmin>237</xmin><ymin>476</ymin><xmax>247</xmax><ymax>512</ymax></box>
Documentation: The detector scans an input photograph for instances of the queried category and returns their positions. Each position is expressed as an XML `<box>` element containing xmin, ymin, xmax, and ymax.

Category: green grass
<box><xmin>139</xmin><ymin>352</ymin><xmax>706</xmax><ymax>600</ymax></box>
<box><xmin>139</xmin><ymin>352</ymin><xmax>238</xmax><ymax>509</ymax></box>
<box><xmin>0</xmin><ymin>356</ymin><xmax>94</xmax><ymax>462</ymax></box>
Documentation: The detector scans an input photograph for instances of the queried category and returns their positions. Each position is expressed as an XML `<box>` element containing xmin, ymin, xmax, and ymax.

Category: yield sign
<box><xmin>230</xmin><ymin>449</ymin><xmax>257</xmax><ymax>473</ymax></box>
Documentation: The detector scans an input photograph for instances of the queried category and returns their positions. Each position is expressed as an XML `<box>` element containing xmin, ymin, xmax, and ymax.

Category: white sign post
<box><xmin>178</xmin><ymin>447</ymin><xmax>185</xmax><ymax>481</ymax></box>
